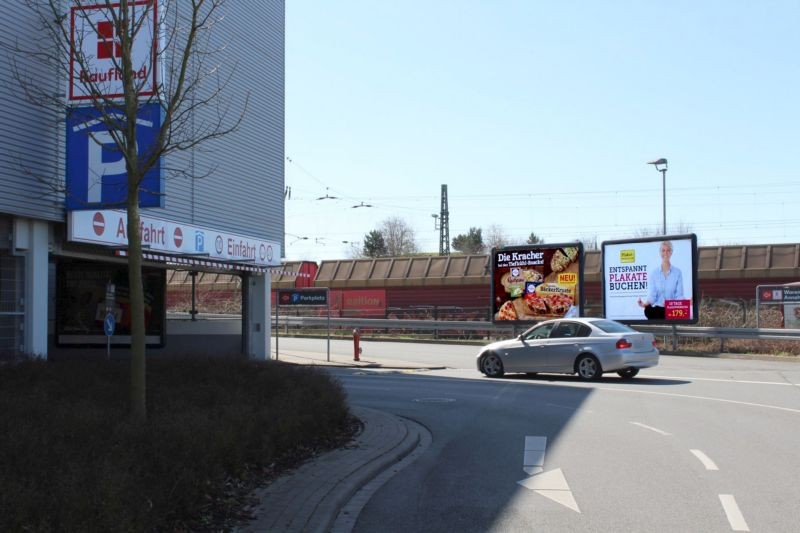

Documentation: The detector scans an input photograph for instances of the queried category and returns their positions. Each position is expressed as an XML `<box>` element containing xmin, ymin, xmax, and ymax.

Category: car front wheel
<box><xmin>481</xmin><ymin>352</ymin><xmax>504</xmax><ymax>378</ymax></box>
<box><xmin>576</xmin><ymin>354</ymin><xmax>602</xmax><ymax>381</ymax></box>
<box><xmin>617</xmin><ymin>367</ymin><xmax>639</xmax><ymax>379</ymax></box>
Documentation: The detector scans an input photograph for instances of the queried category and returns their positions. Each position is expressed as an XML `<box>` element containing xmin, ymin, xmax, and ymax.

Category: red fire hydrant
<box><xmin>353</xmin><ymin>328</ymin><xmax>362</xmax><ymax>361</ymax></box>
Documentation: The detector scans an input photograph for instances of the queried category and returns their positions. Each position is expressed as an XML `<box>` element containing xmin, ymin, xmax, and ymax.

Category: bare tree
<box><xmin>632</xmin><ymin>220</ymin><xmax>693</xmax><ymax>239</ymax></box>
<box><xmin>578</xmin><ymin>235</ymin><xmax>599</xmax><ymax>251</ymax></box>
<box><xmin>7</xmin><ymin>0</ymin><xmax>244</xmax><ymax>422</ymax></box>
<box><xmin>378</xmin><ymin>216</ymin><xmax>418</xmax><ymax>256</ymax></box>
<box><xmin>631</xmin><ymin>227</ymin><xmax>658</xmax><ymax>239</ymax></box>
<box><xmin>484</xmin><ymin>224</ymin><xmax>510</xmax><ymax>251</ymax></box>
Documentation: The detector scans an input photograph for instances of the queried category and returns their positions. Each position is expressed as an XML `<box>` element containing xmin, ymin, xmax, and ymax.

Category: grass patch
<box><xmin>0</xmin><ymin>358</ymin><xmax>354</xmax><ymax>531</ymax></box>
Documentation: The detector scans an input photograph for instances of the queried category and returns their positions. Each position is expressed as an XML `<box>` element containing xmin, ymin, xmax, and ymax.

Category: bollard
<box><xmin>353</xmin><ymin>327</ymin><xmax>361</xmax><ymax>361</ymax></box>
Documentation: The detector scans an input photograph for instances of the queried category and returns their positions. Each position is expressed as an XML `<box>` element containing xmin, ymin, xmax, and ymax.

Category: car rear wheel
<box><xmin>481</xmin><ymin>352</ymin><xmax>504</xmax><ymax>378</ymax></box>
<box><xmin>617</xmin><ymin>367</ymin><xmax>639</xmax><ymax>379</ymax></box>
<box><xmin>576</xmin><ymin>354</ymin><xmax>602</xmax><ymax>381</ymax></box>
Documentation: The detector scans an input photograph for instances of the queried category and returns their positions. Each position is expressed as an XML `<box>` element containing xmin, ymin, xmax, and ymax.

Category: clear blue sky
<box><xmin>284</xmin><ymin>1</ymin><xmax>799</xmax><ymax>262</ymax></box>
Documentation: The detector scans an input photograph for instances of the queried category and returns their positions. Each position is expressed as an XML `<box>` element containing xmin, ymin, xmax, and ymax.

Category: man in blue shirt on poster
<box><xmin>637</xmin><ymin>240</ymin><xmax>683</xmax><ymax>320</ymax></box>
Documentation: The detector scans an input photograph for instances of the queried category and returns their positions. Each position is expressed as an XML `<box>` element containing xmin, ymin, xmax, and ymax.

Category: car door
<box><xmin>545</xmin><ymin>322</ymin><xmax>589</xmax><ymax>372</ymax></box>
<box><xmin>502</xmin><ymin>322</ymin><xmax>555</xmax><ymax>372</ymax></box>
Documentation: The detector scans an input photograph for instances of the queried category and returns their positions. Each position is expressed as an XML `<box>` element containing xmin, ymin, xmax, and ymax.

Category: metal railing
<box><xmin>273</xmin><ymin>316</ymin><xmax>800</xmax><ymax>343</ymax></box>
<box><xmin>168</xmin><ymin>312</ymin><xmax>800</xmax><ymax>350</ymax></box>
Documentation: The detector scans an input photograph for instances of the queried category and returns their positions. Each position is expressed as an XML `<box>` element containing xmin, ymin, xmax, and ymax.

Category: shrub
<box><xmin>0</xmin><ymin>358</ymin><xmax>352</xmax><ymax>531</ymax></box>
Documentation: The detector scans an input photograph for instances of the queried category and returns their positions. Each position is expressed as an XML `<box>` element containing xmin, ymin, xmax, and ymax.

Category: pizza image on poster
<box><xmin>491</xmin><ymin>244</ymin><xmax>584</xmax><ymax>323</ymax></box>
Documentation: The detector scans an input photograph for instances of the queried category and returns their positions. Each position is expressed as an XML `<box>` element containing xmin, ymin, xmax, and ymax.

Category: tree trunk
<box><xmin>128</xmin><ymin>194</ymin><xmax>147</xmax><ymax>422</ymax></box>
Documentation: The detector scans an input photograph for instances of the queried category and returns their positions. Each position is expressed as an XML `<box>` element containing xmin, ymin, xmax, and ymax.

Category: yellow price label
<box><xmin>558</xmin><ymin>273</ymin><xmax>577</xmax><ymax>285</ymax></box>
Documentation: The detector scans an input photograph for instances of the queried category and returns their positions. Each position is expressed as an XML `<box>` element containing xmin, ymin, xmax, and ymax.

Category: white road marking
<box><xmin>454</xmin><ymin>372</ymin><xmax>800</xmax><ymax>414</ymax></box>
<box><xmin>630</xmin><ymin>422</ymin><xmax>671</xmax><ymax>436</ymax></box>
<box><xmin>517</xmin><ymin>438</ymin><xmax>581</xmax><ymax>512</ymax></box>
<box><xmin>690</xmin><ymin>449</ymin><xmax>719</xmax><ymax>470</ymax></box>
<box><xmin>651</xmin><ymin>374</ymin><xmax>800</xmax><ymax>386</ymax></box>
<box><xmin>546</xmin><ymin>402</ymin><xmax>591</xmax><ymax>412</ymax></box>
<box><xmin>523</xmin><ymin>436</ymin><xmax>546</xmax><ymax>474</ymax></box>
<box><xmin>719</xmin><ymin>494</ymin><xmax>750</xmax><ymax>531</ymax></box>
<box><xmin>599</xmin><ymin>387</ymin><xmax>800</xmax><ymax>415</ymax></box>
<box><xmin>518</xmin><ymin>469</ymin><xmax>581</xmax><ymax>513</ymax></box>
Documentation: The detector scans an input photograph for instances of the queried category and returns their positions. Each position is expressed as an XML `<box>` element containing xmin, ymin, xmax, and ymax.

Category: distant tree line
<box><xmin>356</xmin><ymin>217</ymin><xmax>606</xmax><ymax>258</ymax></box>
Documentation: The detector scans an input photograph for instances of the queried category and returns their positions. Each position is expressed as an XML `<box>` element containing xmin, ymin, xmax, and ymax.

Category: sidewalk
<box><xmin>242</xmin><ymin>406</ymin><xmax>428</xmax><ymax>533</ymax></box>
<box><xmin>272</xmin><ymin>348</ymin><xmax>446</xmax><ymax>371</ymax></box>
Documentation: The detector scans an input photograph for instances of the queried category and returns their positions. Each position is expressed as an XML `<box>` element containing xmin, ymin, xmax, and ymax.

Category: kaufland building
<box><xmin>0</xmin><ymin>1</ymin><xmax>285</xmax><ymax>360</ymax></box>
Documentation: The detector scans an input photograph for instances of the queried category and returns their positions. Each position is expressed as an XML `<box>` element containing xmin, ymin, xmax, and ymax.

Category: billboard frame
<box><xmin>490</xmin><ymin>242</ymin><xmax>585</xmax><ymax>325</ymax></box>
<box><xmin>601</xmin><ymin>233</ymin><xmax>699</xmax><ymax>325</ymax></box>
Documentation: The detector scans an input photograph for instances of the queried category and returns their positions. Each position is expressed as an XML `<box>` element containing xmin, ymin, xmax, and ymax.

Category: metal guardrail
<box><xmin>633</xmin><ymin>324</ymin><xmax>800</xmax><ymax>341</ymax></box>
<box><xmin>168</xmin><ymin>312</ymin><xmax>800</xmax><ymax>347</ymax></box>
<box><xmin>274</xmin><ymin>316</ymin><xmax>800</xmax><ymax>342</ymax></box>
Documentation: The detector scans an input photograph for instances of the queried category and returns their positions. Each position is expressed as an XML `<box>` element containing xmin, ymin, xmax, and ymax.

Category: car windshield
<box><xmin>521</xmin><ymin>322</ymin><xmax>555</xmax><ymax>340</ymax></box>
<box><xmin>591</xmin><ymin>320</ymin><xmax>635</xmax><ymax>333</ymax></box>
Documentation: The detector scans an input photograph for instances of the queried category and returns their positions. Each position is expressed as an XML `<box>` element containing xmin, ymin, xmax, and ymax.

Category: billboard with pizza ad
<box><xmin>491</xmin><ymin>243</ymin><xmax>584</xmax><ymax>323</ymax></box>
<box><xmin>602</xmin><ymin>234</ymin><xmax>699</xmax><ymax>324</ymax></box>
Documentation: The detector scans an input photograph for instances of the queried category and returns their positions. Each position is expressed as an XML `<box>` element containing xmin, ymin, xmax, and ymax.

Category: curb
<box><xmin>243</xmin><ymin>406</ymin><xmax>423</xmax><ymax>533</ymax></box>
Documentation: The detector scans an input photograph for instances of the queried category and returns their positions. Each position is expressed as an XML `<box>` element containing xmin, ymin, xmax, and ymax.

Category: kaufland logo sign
<box><xmin>68</xmin><ymin>210</ymin><xmax>281</xmax><ymax>266</ymax></box>
<box><xmin>69</xmin><ymin>0</ymin><xmax>159</xmax><ymax>101</ymax></box>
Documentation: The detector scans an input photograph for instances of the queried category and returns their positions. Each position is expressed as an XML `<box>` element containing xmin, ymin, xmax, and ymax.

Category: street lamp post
<box><xmin>647</xmin><ymin>158</ymin><xmax>668</xmax><ymax>235</ymax></box>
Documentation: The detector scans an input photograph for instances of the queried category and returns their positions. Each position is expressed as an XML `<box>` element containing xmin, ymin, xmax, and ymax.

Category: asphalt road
<box><xmin>278</xmin><ymin>338</ymin><xmax>800</xmax><ymax>532</ymax></box>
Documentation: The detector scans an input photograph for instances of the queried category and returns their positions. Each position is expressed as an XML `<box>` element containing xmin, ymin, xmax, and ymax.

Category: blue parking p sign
<box><xmin>65</xmin><ymin>103</ymin><xmax>164</xmax><ymax>209</ymax></box>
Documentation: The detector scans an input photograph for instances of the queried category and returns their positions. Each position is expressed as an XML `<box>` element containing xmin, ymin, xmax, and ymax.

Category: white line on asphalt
<box><xmin>629</xmin><ymin>422</ymin><xmax>671</xmax><ymax>435</ymax></box>
<box><xmin>545</xmin><ymin>403</ymin><xmax>583</xmax><ymax>411</ymax></box>
<box><xmin>517</xmin><ymin>468</ymin><xmax>581</xmax><ymax>513</ymax></box>
<box><xmin>599</xmin><ymin>387</ymin><xmax>800</xmax><ymax>415</ymax></box>
<box><xmin>425</xmin><ymin>371</ymin><xmax>800</xmax><ymax>414</ymax></box>
<box><xmin>648</xmin><ymin>374</ymin><xmax>800</xmax><ymax>386</ymax></box>
<box><xmin>719</xmin><ymin>494</ymin><xmax>750</xmax><ymax>531</ymax></box>
<box><xmin>523</xmin><ymin>436</ymin><xmax>546</xmax><ymax>475</ymax></box>
<box><xmin>690</xmin><ymin>449</ymin><xmax>719</xmax><ymax>470</ymax></box>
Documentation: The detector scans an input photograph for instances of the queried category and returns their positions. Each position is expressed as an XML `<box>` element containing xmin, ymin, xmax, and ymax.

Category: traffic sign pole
<box><xmin>104</xmin><ymin>312</ymin><xmax>115</xmax><ymax>360</ymax></box>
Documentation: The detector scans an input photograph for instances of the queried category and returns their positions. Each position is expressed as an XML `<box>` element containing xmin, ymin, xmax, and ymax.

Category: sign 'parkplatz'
<box><xmin>69</xmin><ymin>0</ymin><xmax>159</xmax><ymax>101</ymax></box>
<box><xmin>68</xmin><ymin>210</ymin><xmax>281</xmax><ymax>266</ymax></box>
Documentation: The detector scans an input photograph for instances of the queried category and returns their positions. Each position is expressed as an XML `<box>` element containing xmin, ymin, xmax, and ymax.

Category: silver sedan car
<box><xmin>477</xmin><ymin>317</ymin><xmax>659</xmax><ymax>380</ymax></box>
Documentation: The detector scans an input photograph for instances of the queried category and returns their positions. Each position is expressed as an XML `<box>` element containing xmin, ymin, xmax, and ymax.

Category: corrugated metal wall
<box><xmin>149</xmin><ymin>1</ymin><xmax>285</xmax><ymax>246</ymax></box>
<box><xmin>0</xmin><ymin>2</ymin><xmax>285</xmax><ymax>247</ymax></box>
<box><xmin>0</xmin><ymin>5</ymin><xmax>65</xmax><ymax>222</ymax></box>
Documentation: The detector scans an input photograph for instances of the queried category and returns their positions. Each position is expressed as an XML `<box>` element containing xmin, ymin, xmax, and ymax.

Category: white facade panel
<box><xmin>0</xmin><ymin>6</ymin><xmax>65</xmax><ymax>222</ymax></box>
<box><xmin>0</xmin><ymin>1</ymin><xmax>285</xmax><ymax>358</ymax></box>
<box><xmin>148</xmin><ymin>1</ymin><xmax>286</xmax><ymax>249</ymax></box>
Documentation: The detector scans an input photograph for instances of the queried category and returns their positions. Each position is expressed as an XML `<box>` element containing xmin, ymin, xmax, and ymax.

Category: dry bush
<box><xmin>669</xmin><ymin>299</ymin><xmax>800</xmax><ymax>356</ymax></box>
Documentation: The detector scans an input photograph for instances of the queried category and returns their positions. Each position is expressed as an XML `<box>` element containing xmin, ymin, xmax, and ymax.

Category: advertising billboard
<box><xmin>491</xmin><ymin>244</ymin><xmax>584</xmax><ymax>323</ymax></box>
<box><xmin>602</xmin><ymin>234</ymin><xmax>699</xmax><ymax>324</ymax></box>
<box><xmin>756</xmin><ymin>284</ymin><xmax>800</xmax><ymax>329</ymax></box>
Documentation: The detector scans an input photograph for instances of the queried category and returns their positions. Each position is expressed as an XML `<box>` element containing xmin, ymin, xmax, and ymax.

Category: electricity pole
<box><xmin>439</xmin><ymin>184</ymin><xmax>450</xmax><ymax>255</ymax></box>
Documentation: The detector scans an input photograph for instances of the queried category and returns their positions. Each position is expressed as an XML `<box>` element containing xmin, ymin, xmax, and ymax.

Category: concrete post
<box><xmin>246</xmin><ymin>273</ymin><xmax>271</xmax><ymax>360</ymax></box>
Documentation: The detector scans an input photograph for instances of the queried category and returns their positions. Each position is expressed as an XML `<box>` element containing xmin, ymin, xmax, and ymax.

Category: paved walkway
<box><xmin>242</xmin><ymin>406</ymin><xmax>428</xmax><ymax>533</ymax></box>
<box><xmin>272</xmin><ymin>348</ymin><xmax>446</xmax><ymax>370</ymax></box>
